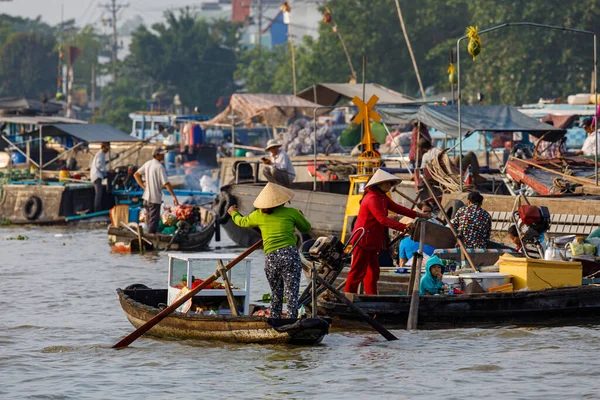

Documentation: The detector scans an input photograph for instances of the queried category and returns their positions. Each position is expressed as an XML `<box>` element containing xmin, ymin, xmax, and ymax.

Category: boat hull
<box><xmin>107</xmin><ymin>207</ymin><xmax>217</xmax><ymax>252</ymax></box>
<box><xmin>117</xmin><ymin>288</ymin><xmax>329</xmax><ymax>344</ymax></box>
<box><xmin>216</xmin><ymin>182</ymin><xmax>350</xmax><ymax>246</ymax></box>
<box><xmin>319</xmin><ymin>285</ymin><xmax>600</xmax><ymax>330</ymax></box>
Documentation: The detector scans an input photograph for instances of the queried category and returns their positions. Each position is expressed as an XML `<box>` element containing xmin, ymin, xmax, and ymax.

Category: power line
<box><xmin>79</xmin><ymin>0</ymin><xmax>97</xmax><ymax>22</ymax></box>
<box><xmin>99</xmin><ymin>0</ymin><xmax>130</xmax><ymax>81</ymax></box>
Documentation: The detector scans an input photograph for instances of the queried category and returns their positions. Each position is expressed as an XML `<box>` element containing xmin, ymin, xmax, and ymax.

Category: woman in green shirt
<box><xmin>228</xmin><ymin>183</ymin><xmax>311</xmax><ymax>319</ymax></box>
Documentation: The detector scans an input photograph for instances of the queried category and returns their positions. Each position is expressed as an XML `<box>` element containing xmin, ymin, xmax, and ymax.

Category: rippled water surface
<box><xmin>2</xmin><ymin>225</ymin><xmax>600</xmax><ymax>399</ymax></box>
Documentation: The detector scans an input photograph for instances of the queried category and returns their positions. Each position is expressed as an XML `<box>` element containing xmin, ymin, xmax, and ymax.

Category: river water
<box><xmin>2</xmin><ymin>224</ymin><xmax>600</xmax><ymax>399</ymax></box>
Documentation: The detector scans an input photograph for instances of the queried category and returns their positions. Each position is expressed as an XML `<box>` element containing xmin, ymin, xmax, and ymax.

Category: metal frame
<box><xmin>456</xmin><ymin>22</ymin><xmax>598</xmax><ymax>191</ymax></box>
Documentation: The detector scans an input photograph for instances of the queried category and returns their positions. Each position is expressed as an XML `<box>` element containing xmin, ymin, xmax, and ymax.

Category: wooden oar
<box><xmin>112</xmin><ymin>239</ymin><xmax>263</xmax><ymax>349</ymax></box>
<box><xmin>119</xmin><ymin>222</ymin><xmax>153</xmax><ymax>246</ymax></box>
<box><xmin>315</xmin><ymin>274</ymin><xmax>398</xmax><ymax>341</ymax></box>
<box><xmin>421</xmin><ymin>177</ymin><xmax>479</xmax><ymax>273</ymax></box>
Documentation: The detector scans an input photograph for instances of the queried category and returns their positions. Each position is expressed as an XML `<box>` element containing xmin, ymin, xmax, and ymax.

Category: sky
<box><xmin>1</xmin><ymin>0</ymin><xmax>202</xmax><ymax>27</ymax></box>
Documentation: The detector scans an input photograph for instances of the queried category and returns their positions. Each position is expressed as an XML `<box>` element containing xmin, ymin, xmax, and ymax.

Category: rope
<box><xmin>426</xmin><ymin>150</ymin><xmax>474</xmax><ymax>193</ymax></box>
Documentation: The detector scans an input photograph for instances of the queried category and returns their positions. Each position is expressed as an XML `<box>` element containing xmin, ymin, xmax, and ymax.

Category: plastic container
<box><xmin>498</xmin><ymin>254</ymin><xmax>582</xmax><ymax>290</ymax></box>
<box><xmin>10</xmin><ymin>151</ymin><xmax>25</xmax><ymax>165</ymax></box>
<box><xmin>58</xmin><ymin>169</ymin><xmax>70</xmax><ymax>182</ymax></box>
<box><xmin>459</xmin><ymin>272</ymin><xmax>512</xmax><ymax>292</ymax></box>
<box><xmin>164</xmin><ymin>151</ymin><xmax>176</xmax><ymax>171</ymax></box>
<box><xmin>129</xmin><ymin>207</ymin><xmax>140</xmax><ymax>224</ymax></box>
<box><xmin>568</xmin><ymin>93</ymin><xmax>591</xmax><ymax>105</ymax></box>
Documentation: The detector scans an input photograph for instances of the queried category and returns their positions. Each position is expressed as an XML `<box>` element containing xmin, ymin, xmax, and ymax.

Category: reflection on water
<box><xmin>1</xmin><ymin>225</ymin><xmax>600</xmax><ymax>398</ymax></box>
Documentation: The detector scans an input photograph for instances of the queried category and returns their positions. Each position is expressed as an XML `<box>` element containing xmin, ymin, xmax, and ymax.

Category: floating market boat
<box><xmin>117</xmin><ymin>287</ymin><xmax>330</xmax><ymax>344</ymax></box>
<box><xmin>0</xmin><ymin>118</ymin><xmax>140</xmax><ymax>224</ymax></box>
<box><xmin>318</xmin><ymin>285</ymin><xmax>600</xmax><ymax>330</ymax></box>
<box><xmin>107</xmin><ymin>204</ymin><xmax>218</xmax><ymax>252</ymax></box>
<box><xmin>116</xmin><ymin>253</ymin><xmax>330</xmax><ymax>344</ymax></box>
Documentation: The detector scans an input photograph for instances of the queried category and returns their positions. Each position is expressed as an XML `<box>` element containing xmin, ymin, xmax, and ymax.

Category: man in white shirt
<box><xmin>90</xmin><ymin>142</ymin><xmax>110</xmax><ymax>212</ymax></box>
<box><xmin>134</xmin><ymin>147</ymin><xmax>179</xmax><ymax>234</ymax></box>
<box><xmin>261</xmin><ymin>139</ymin><xmax>295</xmax><ymax>187</ymax></box>
<box><xmin>418</xmin><ymin>138</ymin><xmax>485</xmax><ymax>183</ymax></box>
<box><xmin>576</xmin><ymin>118</ymin><xmax>600</xmax><ymax>156</ymax></box>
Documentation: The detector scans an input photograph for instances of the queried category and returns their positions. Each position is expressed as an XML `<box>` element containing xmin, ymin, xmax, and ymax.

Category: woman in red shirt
<box><xmin>345</xmin><ymin>169</ymin><xmax>430</xmax><ymax>295</ymax></box>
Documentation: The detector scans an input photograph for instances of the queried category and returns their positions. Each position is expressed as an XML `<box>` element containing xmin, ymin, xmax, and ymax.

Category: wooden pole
<box><xmin>407</xmin><ymin>220</ymin><xmax>425</xmax><ymax>330</ymax></box>
<box><xmin>91</xmin><ymin>63</ymin><xmax>96</xmax><ymax>124</ymax></box>
<box><xmin>218</xmin><ymin>260</ymin><xmax>240</xmax><ymax>317</ymax></box>
<box><xmin>315</xmin><ymin>274</ymin><xmax>398</xmax><ymax>341</ymax></box>
<box><xmin>421</xmin><ymin>177</ymin><xmax>479</xmax><ymax>273</ymax></box>
<box><xmin>512</xmin><ymin>157</ymin><xmax>598</xmax><ymax>187</ymax></box>
<box><xmin>112</xmin><ymin>240</ymin><xmax>263</xmax><ymax>349</ymax></box>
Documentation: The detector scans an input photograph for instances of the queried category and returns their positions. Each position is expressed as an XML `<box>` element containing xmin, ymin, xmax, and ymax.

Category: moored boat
<box><xmin>107</xmin><ymin>204</ymin><xmax>218</xmax><ymax>252</ymax></box>
<box><xmin>318</xmin><ymin>285</ymin><xmax>600</xmax><ymax>330</ymax></box>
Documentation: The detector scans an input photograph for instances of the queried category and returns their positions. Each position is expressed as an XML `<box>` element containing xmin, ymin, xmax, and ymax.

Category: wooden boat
<box><xmin>117</xmin><ymin>286</ymin><xmax>330</xmax><ymax>344</ymax></box>
<box><xmin>107</xmin><ymin>206</ymin><xmax>218</xmax><ymax>252</ymax></box>
<box><xmin>318</xmin><ymin>285</ymin><xmax>600</xmax><ymax>330</ymax></box>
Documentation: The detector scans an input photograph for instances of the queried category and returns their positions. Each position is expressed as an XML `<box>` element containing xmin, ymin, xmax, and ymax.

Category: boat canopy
<box><xmin>200</xmin><ymin>93</ymin><xmax>324</xmax><ymax>127</ymax></box>
<box><xmin>381</xmin><ymin>104</ymin><xmax>566</xmax><ymax>141</ymax></box>
<box><xmin>37</xmin><ymin>124</ymin><xmax>140</xmax><ymax>143</ymax></box>
<box><xmin>297</xmin><ymin>83</ymin><xmax>415</xmax><ymax>106</ymax></box>
<box><xmin>0</xmin><ymin>97</ymin><xmax>63</xmax><ymax>116</ymax></box>
<box><xmin>0</xmin><ymin>115</ymin><xmax>87</xmax><ymax>125</ymax></box>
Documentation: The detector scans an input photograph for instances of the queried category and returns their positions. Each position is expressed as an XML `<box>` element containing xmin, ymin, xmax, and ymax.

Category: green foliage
<box><xmin>96</xmin><ymin>71</ymin><xmax>147</xmax><ymax>132</ymax></box>
<box><xmin>339</xmin><ymin>122</ymin><xmax>387</xmax><ymax>147</ymax></box>
<box><xmin>127</xmin><ymin>10</ymin><xmax>243</xmax><ymax>114</ymax></box>
<box><xmin>0</xmin><ymin>32</ymin><xmax>57</xmax><ymax>99</ymax></box>
<box><xmin>63</xmin><ymin>25</ymin><xmax>104</xmax><ymax>98</ymax></box>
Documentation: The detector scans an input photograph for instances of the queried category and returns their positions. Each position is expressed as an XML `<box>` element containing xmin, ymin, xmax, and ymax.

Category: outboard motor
<box><xmin>513</xmin><ymin>205</ymin><xmax>551</xmax><ymax>256</ymax></box>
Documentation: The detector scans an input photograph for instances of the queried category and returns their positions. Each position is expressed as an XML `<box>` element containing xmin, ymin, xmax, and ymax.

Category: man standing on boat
<box><xmin>345</xmin><ymin>169</ymin><xmax>430</xmax><ymax>295</ymax></box>
<box><xmin>262</xmin><ymin>139</ymin><xmax>295</xmax><ymax>187</ymax></box>
<box><xmin>134</xmin><ymin>147</ymin><xmax>179</xmax><ymax>234</ymax></box>
<box><xmin>91</xmin><ymin>142</ymin><xmax>111</xmax><ymax>212</ymax></box>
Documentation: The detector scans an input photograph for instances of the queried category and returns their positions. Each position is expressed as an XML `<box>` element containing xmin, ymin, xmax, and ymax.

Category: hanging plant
<box><xmin>466</xmin><ymin>26</ymin><xmax>482</xmax><ymax>61</ymax></box>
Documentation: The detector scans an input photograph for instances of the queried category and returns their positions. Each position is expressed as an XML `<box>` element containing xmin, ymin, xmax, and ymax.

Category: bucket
<box><xmin>58</xmin><ymin>169</ymin><xmax>70</xmax><ymax>182</ymax></box>
<box><xmin>164</xmin><ymin>151</ymin><xmax>176</xmax><ymax>171</ymax></box>
<box><xmin>10</xmin><ymin>151</ymin><xmax>25</xmax><ymax>165</ymax></box>
<box><xmin>459</xmin><ymin>272</ymin><xmax>511</xmax><ymax>292</ymax></box>
<box><xmin>234</xmin><ymin>148</ymin><xmax>247</xmax><ymax>157</ymax></box>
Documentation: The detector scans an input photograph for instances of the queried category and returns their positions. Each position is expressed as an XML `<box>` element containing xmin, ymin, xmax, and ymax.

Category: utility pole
<box><xmin>101</xmin><ymin>0</ymin><xmax>129</xmax><ymax>82</ymax></box>
<box><xmin>91</xmin><ymin>64</ymin><xmax>96</xmax><ymax>123</ymax></box>
<box><xmin>257</xmin><ymin>0</ymin><xmax>262</xmax><ymax>52</ymax></box>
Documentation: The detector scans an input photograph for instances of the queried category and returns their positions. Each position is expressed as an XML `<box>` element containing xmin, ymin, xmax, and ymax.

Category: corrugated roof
<box><xmin>0</xmin><ymin>115</ymin><xmax>87</xmax><ymax>125</ymax></box>
<box><xmin>39</xmin><ymin>124</ymin><xmax>139</xmax><ymax>143</ymax></box>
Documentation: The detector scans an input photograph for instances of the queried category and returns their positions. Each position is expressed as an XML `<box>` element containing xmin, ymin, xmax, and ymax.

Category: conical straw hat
<box><xmin>253</xmin><ymin>182</ymin><xmax>294</xmax><ymax>209</ymax></box>
<box><xmin>364</xmin><ymin>169</ymin><xmax>402</xmax><ymax>189</ymax></box>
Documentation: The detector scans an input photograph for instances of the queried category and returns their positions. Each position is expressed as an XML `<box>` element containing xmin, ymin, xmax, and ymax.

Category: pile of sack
<box><xmin>280</xmin><ymin>119</ymin><xmax>343</xmax><ymax>156</ymax></box>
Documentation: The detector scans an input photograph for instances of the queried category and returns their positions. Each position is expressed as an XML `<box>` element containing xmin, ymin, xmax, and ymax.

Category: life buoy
<box><xmin>445</xmin><ymin>199</ymin><xmax>465</xmax><ymax>220</ymax></box>
<box><xmin>125</xmin><ymin>283</ymin><xmax>150</xmax><ymax>290</ymax></box>
<box><xmin>216</xmin><ymin>192</ymin><xmax>234</xmax><ymax>223</ymax></box>
<box><xmin>24</xmin><ymin>196</ymin><xmax>42</xmax><ymax>220</ymax></box>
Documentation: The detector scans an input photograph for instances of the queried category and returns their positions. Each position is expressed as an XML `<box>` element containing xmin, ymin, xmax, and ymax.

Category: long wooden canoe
<box><xmin>318</xmin><ymin>285</ymin><xmax>600</xmax><ymax>330</ymax></box>
<box><xmin>117</xmin><ymin>287</ymin><xmax>330</xmax><ymax>345</ymax></box>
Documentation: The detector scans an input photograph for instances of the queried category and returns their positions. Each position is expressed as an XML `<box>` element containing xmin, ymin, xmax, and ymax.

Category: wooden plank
<box><xmin>217</xmin><ymin>260</ymin><xmax>240</xmax><ymax>317</ymax></box>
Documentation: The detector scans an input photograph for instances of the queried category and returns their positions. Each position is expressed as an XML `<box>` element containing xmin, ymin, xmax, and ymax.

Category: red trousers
<box><xmin>344</xmin><ymin>247</ymin><xmax>380</xmax><ymax>295</ymax></box>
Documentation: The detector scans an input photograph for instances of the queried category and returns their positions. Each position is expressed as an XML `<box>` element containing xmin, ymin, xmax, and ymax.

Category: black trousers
<box><xmin>94</xmin><ymin>178</ymin><xmax>103</xmax><ymax>212</ymax></box>
<box><xmin>146</xmin><ymin>202</ymin><xmax>162</xmax><ymax>234</ymax></box>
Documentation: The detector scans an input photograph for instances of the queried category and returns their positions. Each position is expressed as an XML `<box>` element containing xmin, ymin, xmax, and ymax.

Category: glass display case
<box><xmin>167</xmin><ymin>253</ymin><xmax>251</xmax><ymax>315</ymax></box>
